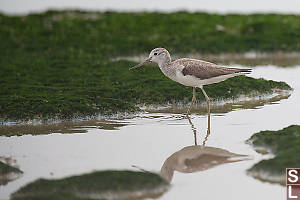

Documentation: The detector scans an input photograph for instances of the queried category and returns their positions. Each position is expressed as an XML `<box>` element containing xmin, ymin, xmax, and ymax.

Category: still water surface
<box><xmin>1</xmin><ymin>65</ymin><xmax>300</xmax><ymax>200</ymax></box>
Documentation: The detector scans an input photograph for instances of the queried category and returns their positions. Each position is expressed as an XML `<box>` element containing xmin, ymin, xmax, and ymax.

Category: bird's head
<box><xmin>129</xmin><ymin>48</ymin><xmax>171</xmax><ymax>70</ymax></box>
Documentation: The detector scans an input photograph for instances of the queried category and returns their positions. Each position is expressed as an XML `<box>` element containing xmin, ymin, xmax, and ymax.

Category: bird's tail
<box><xmin>238</xmin><ymin>68</ymin><xmax>252</xmax><ymax>74</ymax></box>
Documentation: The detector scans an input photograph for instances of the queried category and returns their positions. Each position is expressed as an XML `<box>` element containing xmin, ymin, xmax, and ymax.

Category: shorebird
<box><xmin>130</xmin><ymin>48</ymin><xmax>251</xmax><ymax>127</ymax></box>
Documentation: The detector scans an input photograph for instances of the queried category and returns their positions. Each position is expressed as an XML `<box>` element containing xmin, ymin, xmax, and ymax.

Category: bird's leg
<box><xmin>186</xmin><ymin>114</ymin><xmax>198</xmax><ymax>145</ymax></box>
<box><xmin>186</xmin><ymin>87</ymin><xmax>196</xmax><ymax>116</ymax></box>
<box><xmin>202</xmin><ymin>125</ymin><xmax>211</xmax><ymax>146</ymax></box>
<box><xmin>200</xmin><ymin>87</ymin><xmax>211</xmax><ymax>135</ymax></box>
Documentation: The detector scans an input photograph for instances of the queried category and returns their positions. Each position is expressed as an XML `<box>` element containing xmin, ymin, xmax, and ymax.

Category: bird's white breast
<box><xmin>174</xmin><ymin>71</ymin><xmax>202</xmax><ymax>87</ymax></box>
<box><xmin>174</xmin><ymin>70</ymin><xmax>241</xmax><ymax>87</ymax></box>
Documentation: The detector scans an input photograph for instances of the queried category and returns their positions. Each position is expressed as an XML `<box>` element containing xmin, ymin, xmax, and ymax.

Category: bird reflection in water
<box><xmin>160</xmin><ymin>145</ymin><xmax>248</xmax><ymax>182</ymax></box>
<box><xmin>160</xmin><ymin>117</ymin><xmax>249</xmax><ymax>182</ymax></box>
<box><xmin>186</xmin><ymin>114</ymin><xmax>211</xmax><ymax>146</ymax></box>
<box><xmin>186</xmin><ymin>92</ymin><xmax>211</xmax><ymax>145</ymax></box>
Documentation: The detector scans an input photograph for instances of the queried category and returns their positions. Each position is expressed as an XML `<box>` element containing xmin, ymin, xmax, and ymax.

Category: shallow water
<box><xmin>1</xmin><ymin>65</ymin><xmax>300</xmax><ymax>200</ymax></box>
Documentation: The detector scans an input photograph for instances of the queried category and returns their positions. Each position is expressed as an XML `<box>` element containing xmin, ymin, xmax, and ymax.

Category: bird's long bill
<box><xmin>129</xmin><ymin>58</ymin><xmax>151</xmax><ymax>70</ymax></box>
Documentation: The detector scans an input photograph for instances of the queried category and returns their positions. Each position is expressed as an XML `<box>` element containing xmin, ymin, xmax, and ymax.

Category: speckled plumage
<box><xmin>178</xmin><ymin>58</ymin><xmax>250</xmax><ymax>80</ymax></box>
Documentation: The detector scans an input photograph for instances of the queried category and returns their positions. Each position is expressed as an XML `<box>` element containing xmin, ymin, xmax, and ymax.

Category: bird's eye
<box><xmin>154</xmin><ymin>53</ymin><xmax>158</xmax><ymax>56</ymax></box>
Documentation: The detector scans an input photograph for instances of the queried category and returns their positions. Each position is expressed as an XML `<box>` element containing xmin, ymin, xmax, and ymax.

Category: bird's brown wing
<box><xmin>175</xmin><ymin>58</ymin><xmax>251</xmax><ymax>80</ymax></box>
<box><xmin>183</xmin><ymin>154</ymin><xmax>243</xmax><ymax>172</ymax></box>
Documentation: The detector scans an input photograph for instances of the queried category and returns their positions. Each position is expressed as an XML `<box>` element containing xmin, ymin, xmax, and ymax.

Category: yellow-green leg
<box><xmin>186</xmin><ymin>114</ymin><xmax>198</xmax><ymax>146</ymax></box>
<box><xmin>200</xmin><ymin>86</ymin><xmax>211</xmax><ymax>135</ymax></box>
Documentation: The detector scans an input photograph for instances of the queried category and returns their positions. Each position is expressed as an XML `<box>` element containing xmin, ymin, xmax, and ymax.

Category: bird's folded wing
<box><xmin>176</xmin><ymin>58</ymin><xmax>248</xmax><ymax>80</ymax></box>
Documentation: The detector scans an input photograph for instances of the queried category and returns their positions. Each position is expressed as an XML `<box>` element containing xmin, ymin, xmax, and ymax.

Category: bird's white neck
<box><xmin>158</xmin><ymin>61</ymin><xmax>177</xmax><ymax>81</ymax></box>
<box><xmin>157</xmin><ymin>53</ymin><xmax>171</xmax><ymax>67</ymax></box>
<box><xmin>154</xmin><ymin>52</ymin><xmax>177</xmax><ymax>80</ymax></box>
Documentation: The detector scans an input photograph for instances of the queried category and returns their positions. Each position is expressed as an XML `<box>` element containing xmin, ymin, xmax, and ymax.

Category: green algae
<box><xmin>11</xmin><ymin>170</ymin><xmax>169</xmax><ymax>200</ymax></box>
<box><xmin>2</xmin><ymin>11</ymin><xmax>300</xmax><ymax>56</ymax></box>
<box><xmin>0</xmin><ymin>58</ymin><xmax>291</xmax><ymax>121</ymax></box>
<box><xmin>0</xmin><ymin>11</ymin><xmax>294</xmax><ymax>121</ymax></box>
<box><xmin>247</xmin><ymin>125</ymin><xmax>300</xmax><ymax>182</ymax></box>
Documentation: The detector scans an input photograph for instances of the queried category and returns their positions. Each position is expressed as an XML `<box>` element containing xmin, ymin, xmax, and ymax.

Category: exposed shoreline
<box><xmin>0</xmin><ymin>88</ymin><xmax>291</xmax><ymax>137</ymax></box>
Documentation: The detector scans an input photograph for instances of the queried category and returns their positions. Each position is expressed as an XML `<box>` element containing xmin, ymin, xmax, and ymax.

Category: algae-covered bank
<box><xmin>247</xmin><ymin>125</ymin><xmax>300</xmax><ymax>185</ymax></box>
<box><xmin>11</xmin><ymin>170</ymin><xmax>169</xmax><ymax>200</ymax></box>
<box><xmin>0</xmin><ymin>11</ymin><xmax>295</xmax><ymax>122</ymax></box>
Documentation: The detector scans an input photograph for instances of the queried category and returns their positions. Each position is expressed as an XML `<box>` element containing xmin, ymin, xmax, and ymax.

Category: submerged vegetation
<box><xmin>0</xmin><ymin>161</ymin><xmax>22</xmax><ymax>176</ymax></box>
<box><xmin>11</xmin><ymin>170</ymin><xmax>169</xmax><ymax>200</ymax></box>
<box><xmin>247</xmin><ymin>125</ymin><xmax>300</xmax><ymax>185</ymax></box>
<box><xmin>0</xmin><ymin>11</ymin><xmax>295</xmax><ymax>121</ymax></box>
<box><xmin>0</xmin><ymin>161</ymin><xmax>23</xmax><ymax>185</ymax></box>
<box><xmin>0</xmin><ymin>119</ymin><xmax>129</xmax><ymax>136</ymax></box>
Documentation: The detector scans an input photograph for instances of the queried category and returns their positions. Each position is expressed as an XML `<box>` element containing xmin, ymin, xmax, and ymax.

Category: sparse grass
<box><xmin>12</xmin><ymin>170</ymin><xmax>169</xmax><ymax>200</ymax></box>
<box><xmin>0</xmin><ymin>11</ymin><xmax>294</xmax><ymax>121</ymax></box>
<box><xmin>248</xmin><ymin>125</ymin><xmax>300</xmax><ymax>175</ymax></box>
